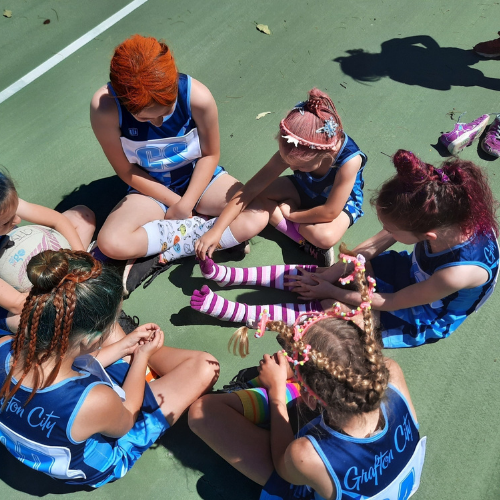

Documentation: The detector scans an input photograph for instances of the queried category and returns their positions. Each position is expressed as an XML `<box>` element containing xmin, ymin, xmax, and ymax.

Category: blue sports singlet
<box><xmin>372</xmin><ymin>233</ymin><xmax>500</xmax><ymax>348</ymax></box>
<box><xmin>290</xmin><ymin>134</ymin><xmax>367</xmax><ymax>225</ymax></box>
<box><xmin>108</xmin><ymin>73</ymin><xmax>224</xmax><ymax>196</ymax></box>
<box><xmin>0</xmin><ymin>340</ymin><xmax>169</xmax><ymax>487</ymax></box>
<box><xmin>260</xmin><ymin>385</ymin><xmax>426</xmax><ymax>500</ymax></box>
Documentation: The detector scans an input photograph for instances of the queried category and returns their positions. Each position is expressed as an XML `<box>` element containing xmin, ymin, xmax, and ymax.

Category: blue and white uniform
<box><xmin>288</xmin><ymin>134</ymin><xmax>367</xmax><ymax>226</ymax></box>
<box><xmin>260</xmin><ymin>385</ymin><xmax>426</xmax><ymax>500</ymax></box>
<box><xmin>108</xmin><ymin>73</ymin><xmax>225</xmax><ymax>210</ymax></box>
<box><xmin>372</xmin><ymin>233</ymin><xmax>499</xmax><ymax>348</ymax></box>
<box><xmin>0</xmin><ymin>340</ymin><xmax>169</xmax><ymax>487</ymax></box>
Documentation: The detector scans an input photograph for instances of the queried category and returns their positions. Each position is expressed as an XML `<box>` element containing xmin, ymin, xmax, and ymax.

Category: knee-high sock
<box><xmin>142</xmin><ymin>217</ymin><xmax>240</xmax><ymax>262</ymax></box>
<box><xmin>275</xmin><ymin>217</ymin><xmax>305</xmax><ymax>245</ymax></box>
<box><xmin>190</xmin><ymin>285</ymin><xmax>323</xmax><ymax>326</ymax></box>
<box><xmin>199</xmin><ymin>258</ymin><xmax>318</xmax><ymax>288</ymax></box>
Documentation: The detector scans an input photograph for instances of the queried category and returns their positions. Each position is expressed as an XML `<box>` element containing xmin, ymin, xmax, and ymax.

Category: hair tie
<box><xmin>435</xmin><ymin>168</ymin><xmax>450</xmax><ymax>183</ymax></box>
<box><xmin>255</xmin><ymin>309</ymin><xmax>270</xmax><ymax>338</ymax></box>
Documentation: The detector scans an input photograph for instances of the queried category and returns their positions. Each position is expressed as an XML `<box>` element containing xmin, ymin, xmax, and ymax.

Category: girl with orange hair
<box><xmin>91</xmin><ymin>35</ymin><xmax>268</xmax><ymax>291</ymax></box>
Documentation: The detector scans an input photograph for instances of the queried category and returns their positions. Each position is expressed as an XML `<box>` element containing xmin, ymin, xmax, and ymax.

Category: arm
<box><xmin>284</xmin><ymin>156</ymin><xmax>362</xmax><ymax>224</ymax></box>
<box><xmin>72</xmin><ymin>328</ymin><xmax>165</xmax><ymax>440</ymax></box>
<box><xmin>304</xmin><ymin>264</ymin><xmax>488</xmax><ymax>311</ymax></box>
<box><xmin>195</xmin><ymin>152</ymin><xmax>288</xmax><ymax>258</ymax></box>
<box><xmin>90</xmin><ymin>86</ymin><xmax>181</xmax><ymax>208</ymax></box>
<box><xmin>0</xmin><ymin>280</ymin><xmax>28</xmax><ymax>315</ymax></box>
<box><xmin>16</xmin><ymin>199</ymin><xmax>85</xmax><ymax>251</ymax></box>
<box><xmin>165</xmin><ymin>79</ymin><xmax>220</xmax><ymax>220</ymax></box>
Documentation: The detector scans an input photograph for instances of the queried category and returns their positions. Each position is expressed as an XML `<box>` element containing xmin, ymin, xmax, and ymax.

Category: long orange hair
<box><xmin>110</xmin><ymin>34</ymin><xmax>178</xmax><ymax>114</ymax></box>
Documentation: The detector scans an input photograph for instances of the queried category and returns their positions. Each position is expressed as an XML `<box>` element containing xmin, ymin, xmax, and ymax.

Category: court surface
<box><xmin>1</xmin><ymin>1</ymin><xmax>500</xmax><ymax>499</ymax></box>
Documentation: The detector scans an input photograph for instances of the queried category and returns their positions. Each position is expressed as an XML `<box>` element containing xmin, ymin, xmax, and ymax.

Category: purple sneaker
<box><xmin>482</xmin><ymin>114</ymin><xmax>500</xmax><ymax>158</ymax></box>
<box><xmin>439</xmin><ymin>114</ymin><xmax>490</xmax><ymax>155</ymax></box>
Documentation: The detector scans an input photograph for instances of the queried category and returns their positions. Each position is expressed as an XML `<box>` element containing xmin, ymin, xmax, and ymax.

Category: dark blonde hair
<box><xmin>0</xmin><ymin>250</ymin><xmax>123</xmax><ymax>410</ymax></box>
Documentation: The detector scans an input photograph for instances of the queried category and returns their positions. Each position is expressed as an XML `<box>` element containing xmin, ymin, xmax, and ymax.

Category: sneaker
<box><xmin>302</xmin><ymin>242</ymin><xmax>335</xmax><ymax>267</ymax></box>
<box><xmin>482</xmin><ymin>114</ymin><xmax>500</xmax><ymax>158</ymax></box>
<box><xmin>439</xmin><ymin>114</ymin><xmax>490</xmax><ymax>155</ymax></box>
<box><xmin>474</xmin><ymin>32</ymin><xmax>500</xmax><ymax>58</ymax></box>
<box><xmin>122</xmin><ymin>255</ymin><xmax>173</xmax><ymax>297</ymax></box>
<box><xmin>118</xmin><ymin>310</ymin><xmax>140</xmax><ymax>334</ymax></box>
<box><xmin>214</xmin><ymin>366</ymin><xmax>260</xmax><ymax>393</ymax></box>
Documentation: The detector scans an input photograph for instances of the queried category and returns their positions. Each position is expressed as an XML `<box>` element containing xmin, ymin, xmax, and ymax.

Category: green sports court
<box><xmin>1</xmin><ymin>0</ymin><xmax>500</xmax><ymax>498</ymax></box>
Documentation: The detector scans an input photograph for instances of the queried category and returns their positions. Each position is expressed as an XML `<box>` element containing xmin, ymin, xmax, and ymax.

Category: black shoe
<box><xmin>118</xmin><ymin>310</ymin><xmax>140</xmax><ymax>334</ymax></box>
<box><xmin>224</xmin><ymin>240</ymin><xmax>251</xmax><ymax>255</ymax></box>
<box><xmin>122</xmin><ymin>255</ymin><xmax>174</xmax><ymax>297</ymax></box>
<box><xmin>215</xmin><ymin>365</ymin><xmax>260</xmax><ymax>393</ymax></box>
<box><xmin>301</xmin><ymin>242</ymin><xmax>335</xmax><ymax>267</ymax></box>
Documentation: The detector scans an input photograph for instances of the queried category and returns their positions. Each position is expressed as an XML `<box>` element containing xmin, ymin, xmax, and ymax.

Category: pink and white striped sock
<box><xmin>190</xmin><ymin>285</ymin><xmax>323</xmax><ymax>326</ymax></box>
<box><xmin>199</xmin><ymin>258</ymin><xmax>318</xmax><ymax>288</ymax></box>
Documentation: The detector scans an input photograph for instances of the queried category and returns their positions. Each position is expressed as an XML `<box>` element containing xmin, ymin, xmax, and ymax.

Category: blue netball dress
<box><xmin>0</xmin><ymin>340</ymin><xmax>169</xmax><ymax>487</ymax></box>
<box><xmin>260</xmin><ymin>385</ymin><xmax>426</xmax><ymax>500</ymax></box>
<box><xmin>108</xmin><ymin>73</ymin><xmax>224</xmax><ymax>198</ymax></box>
<box><xmin>371</xmin><ymin>233</ymin><xmax>499</xmax><ymax>348</ymax></box>
<box><xmin>289</xmin><ymin>134</ymin><xmax>367</xmax><ymax>225</ymax></box>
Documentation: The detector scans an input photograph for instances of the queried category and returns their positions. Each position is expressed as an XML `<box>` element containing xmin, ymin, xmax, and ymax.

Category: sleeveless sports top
<box><xmin>292</xmin><ymin>134</ymin><xmax>367</xmax><ymax>202</ymax></box>
<box><xmin>108</xmin><ymin>73</ymin><xmax>201</xmax><ymax>191</ymax></box>
<box><xmin>0</xmin><ymin>340</ymin><xmax>167</xmax><ymax>487</ymax></box>
<box><xmin>261</xmin><ymin>385</ymin><xmax>426</xmax><ymax>500</ymax></box>
<box><xmin>394</xmin><ymin>232</ymin><xmax>500</xmax><ymax>344</ymax></box>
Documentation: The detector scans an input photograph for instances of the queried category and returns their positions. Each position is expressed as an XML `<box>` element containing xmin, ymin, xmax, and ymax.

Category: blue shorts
<box><xmin>129</xmin><ymin>165</ymin><xmax>227</xmax><ymax>213</ymax></box>
<box><xmin>0</xmin><ymin>307</ymin><xmax>9</xmax><ymax>334</ymax></box>
<box><xmin>287</xmin><ymin>175</ymin><xmax>362</xmax><ymax>227</ymax></box>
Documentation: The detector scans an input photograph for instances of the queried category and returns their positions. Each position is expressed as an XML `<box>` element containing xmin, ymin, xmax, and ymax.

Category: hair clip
<box><xmin>282</xmin><ymin>135</ymin><xmax>299</xmax><ymax>147</ymax></box>
<box><xmin>316</xmin><ymin>117</ymin><xmax>338</xmax><ymax>138</ymax></box>
<box><xmin>293</xmin><ymin>101</ymin><xmax>306</xmax><ymax>115</ymax></box>
<box><xmin>255</xmin><ymin>309</ymin><xmax>270</xmax><ymax>338</ymax></box>
<box><xmin>435</xmin><ymin>168</ymin><xmax>450</xmax><ymax>183</ymax></box>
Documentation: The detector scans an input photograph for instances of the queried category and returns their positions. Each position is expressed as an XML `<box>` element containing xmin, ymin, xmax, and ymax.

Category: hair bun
<box><xmin>392</xmin><ymin>149</ymin><xmax>433</xmax><ymax>184</ymax></box>
<box><xmin>27</xmin><ymin>250</ymin><xmax>70</xmax><ymax>292</ymax></box>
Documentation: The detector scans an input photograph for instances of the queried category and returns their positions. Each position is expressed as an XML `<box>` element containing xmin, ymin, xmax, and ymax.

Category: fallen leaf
<box><xmin>3</xmin><ymin>9</ymin><xmax>12</xmax><ymax>18</ymax></box>
<box><xmin>256</xmin><ymin>112</ymin><xmax>272</xmax><ymax>120</ymax></box>
<box><xmin>256</xmin><ymin>24</ymin><xmax>271</xmax><ymax>35</ymax></box>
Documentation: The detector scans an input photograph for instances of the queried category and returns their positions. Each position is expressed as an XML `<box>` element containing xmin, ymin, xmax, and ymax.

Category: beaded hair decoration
<box><xmin>254</xmin><ymin>253</ymin><xmax>376</xmax><ymax>407</ymax></box>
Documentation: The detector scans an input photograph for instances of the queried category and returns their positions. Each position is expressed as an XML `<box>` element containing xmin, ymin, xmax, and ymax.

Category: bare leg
<box><xmin>97</xmin><ymin>194</ymin><xmax>165</xmax><ymax>260</ymax></box>
<box><xmin>299</xmin><ymin>212</ymin><xmax>351</xmax><ymax>249</ymax></box>
<box><xmin>188</xmin><ymin>393</ymin><xmax>274</xmax><ymax>485</ymax></box>
<box><xmin>148</xmin><ymin>348</ymin><xmax>220</xmax><ymax>426</ymax></box>
<box><xmin>196</xmin><ymin>174</ymin><xmax>270</xmax><ymax>242</ymax></box>
<box><xmin>62</xmin><ymin>205</ymin><xmax>96</xmax><ymax>250</ymax></box>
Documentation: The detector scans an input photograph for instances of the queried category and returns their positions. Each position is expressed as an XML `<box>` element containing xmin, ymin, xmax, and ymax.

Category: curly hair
<box><xmin>0</xmin><ymin>250</ymin><xmax>123</xmax><ymax>410</ymax></box>
<box><xmin>373</xmin><ymin>149</ymin><xmax>499</xmax><ymax>237</ymax></box>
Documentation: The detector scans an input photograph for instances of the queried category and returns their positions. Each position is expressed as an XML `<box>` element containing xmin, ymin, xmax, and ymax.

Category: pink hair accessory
<box><xmin>255</xmin><ymin>309</ymin><xmax>270</xmax><ymax>338</ymax></box>
<box><xmin>280</xmin><ymin>119</ymin><xmax>340</xmax><ymax>151</ymax></box>
<box><xmin>338</xmin><ymin>253</ymin><xmax>376</xmax><ymax>298</ymax></box>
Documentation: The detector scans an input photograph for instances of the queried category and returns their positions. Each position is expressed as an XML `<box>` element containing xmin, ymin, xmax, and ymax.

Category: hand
<box><xmin>164</xmin><ymin>201</ymin><xmax>193</xmax><ymax>221</ymax></box>
<box><xmin>257</xmin><ymin>353</ymin><xmax>289</xmax><ymax>391</ymax></box>
<box><xmin>117</xmin><ymin>326</ymin><xmax>158</xmax><ymax>357</ymax></box>
<box><xmin>194</xmin><ymin>228</ymin><xmax>223</xmax><ymax>260</ymax></box>
<box><xmin>295</xmin><ymin>275</ymin><xmax>338</xmax><ymax>301</ymax></box>
<box><xmin>278</xmin><ymin>203</ymin><xmax>292</xmax><ymax>219</ymax></box>
<box><xmin>134</xmin><ymin>325</ymin><xmax>165</xmax><ymax>360</ymax></box>
<box><xmin>284</xmin><ymin>267</ymin><xmax>319</xmax><ymax>289</ymax></box>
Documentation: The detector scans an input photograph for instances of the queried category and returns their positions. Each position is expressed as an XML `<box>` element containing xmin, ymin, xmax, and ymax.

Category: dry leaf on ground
<box><xmin>256</xmin><ymin>24</ymin><xmax>271</xmax><ymax>35</ymax></box>
<box><xmin>256</xmin><ymin>112</ymin><xmax>272</xmax><ymax>120</ymax></box>
<box><xmin>3</xmin><ymin>9</ymin><xmax>12</xmax><ymax>18</ymax></box>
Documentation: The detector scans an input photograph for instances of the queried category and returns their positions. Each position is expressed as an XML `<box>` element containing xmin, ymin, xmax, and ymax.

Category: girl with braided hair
<box><xmin>0</xmin><ymin>249</ymin><xmax>219</xmax><ymax>487</ymax></box>
<box><xmin>195</xmin><ymin>88</ymin><xmax>367</xmax><ymax>267</ymax></box>
<box><xmin>188</xmin><ymin>263</ymin><xmax>426</xmax><ymax>500</ymax></box>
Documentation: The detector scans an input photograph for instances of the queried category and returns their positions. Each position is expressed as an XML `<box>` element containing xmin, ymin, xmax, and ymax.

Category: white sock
<box><xmin>142</xmin><ymin>218</ymin><xmax>241</xmax><ymax>262</ymax></box>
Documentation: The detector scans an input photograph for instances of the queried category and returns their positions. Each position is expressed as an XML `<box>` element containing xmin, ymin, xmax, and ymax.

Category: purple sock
<box><xmin>190</xmin><ymin>285</ymin><xmax>323</xmax><ymax>325</ymax></box>
<box><xmin>275</xmin><ymin>218</ymin><xmax>305</xmax><ymax>245</ymax></box>
<box><xmin>199</xmin><ymin>258</ymin><xmax>317</xmax><ymax>288</ymax></box>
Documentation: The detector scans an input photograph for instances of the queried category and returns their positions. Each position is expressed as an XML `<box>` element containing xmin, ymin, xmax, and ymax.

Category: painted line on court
<box><xmin>0</xmin><ymin>0</ymin><xmax>148</xmax><ymax>104</ymax></box>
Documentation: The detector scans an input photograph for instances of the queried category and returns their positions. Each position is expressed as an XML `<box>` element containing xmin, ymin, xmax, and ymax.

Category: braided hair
<box><xmin>0</xmin><ymin>250</ymin><xmax>123</xmax><ymax>410</ymax></box>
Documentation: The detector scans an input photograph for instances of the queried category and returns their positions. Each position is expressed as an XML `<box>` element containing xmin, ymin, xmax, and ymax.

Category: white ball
<box><xmin>0</xmin><ymin>225</ymin><xmax>71</xmax><ymax>292</ymax></box>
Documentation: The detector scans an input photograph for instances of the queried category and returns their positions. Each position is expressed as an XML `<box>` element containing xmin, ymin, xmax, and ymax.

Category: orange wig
<box><xmin>110</xmin><ymin>34</ymin><xmax>178</xmax><ymax>114</ymax></box>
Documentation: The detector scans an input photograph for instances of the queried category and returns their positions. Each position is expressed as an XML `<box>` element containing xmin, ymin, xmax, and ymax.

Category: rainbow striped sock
<box><xmin>199</xmin><ymin>258</ymin><xmax>317</xmax><ymax>288</ymax></box>
<box><xmin>190</xmin><ymin>285</ymin><xmax>323</xmax><ymax>326</ymax></box>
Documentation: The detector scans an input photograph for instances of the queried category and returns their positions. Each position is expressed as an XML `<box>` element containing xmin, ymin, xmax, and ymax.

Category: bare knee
<box><xmin>73</xmin><ymin>205</ymin><xmax>96</xmax><ymax>225</ymax></box>
<box><xmin>192</xmin><ymin>351</ymin><xmax>220</xmax><ymax>390</ymax></box>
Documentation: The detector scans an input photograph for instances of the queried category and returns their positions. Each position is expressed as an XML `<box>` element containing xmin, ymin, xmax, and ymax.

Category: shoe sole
<box><xmin>122</xmin><ymin>258</ymin><xmax>136</xmax><ymax>297</ymax></box>
<box><xmin>445</xmin><ymin>119</ymin><xmax>489</xmax><ymax>155</ymax></box>
<box><xmin>474</xmin><ymin>51</ymin><xmax>500</xmax><ymax>58</ymax></box>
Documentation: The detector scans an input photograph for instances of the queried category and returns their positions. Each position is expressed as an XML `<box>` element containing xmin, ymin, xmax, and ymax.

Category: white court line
<box><xmin>0</xmin><ymin>0</ymin><xmax>148</xmax><ymax>104</ymax></box>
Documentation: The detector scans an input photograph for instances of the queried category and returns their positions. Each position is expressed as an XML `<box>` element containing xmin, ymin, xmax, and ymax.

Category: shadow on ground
<box><xmin>334</xmin><ymin>35</ymin><xmax>500</xmax><ymax>91</ymax></box>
